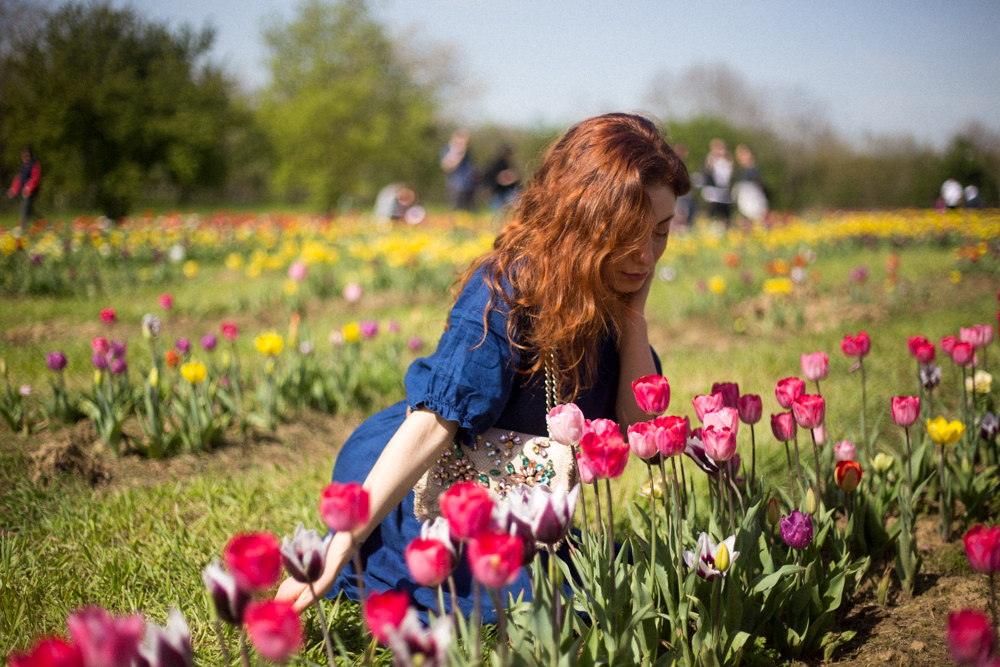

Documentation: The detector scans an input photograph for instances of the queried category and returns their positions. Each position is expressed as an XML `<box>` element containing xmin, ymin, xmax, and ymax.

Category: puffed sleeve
<box><xmin>404</xmin><ymin>266</ymin><xmax>518</xmax><ymax>442</ymax></box>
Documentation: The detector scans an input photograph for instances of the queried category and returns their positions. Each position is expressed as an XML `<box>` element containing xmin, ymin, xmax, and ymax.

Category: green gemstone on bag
<box><xmin>490</xmin><ymin>469</ymin><xmax>500</xmax><ymax>476</ymax></box>
<box><xmin>507</xmin><ymin>462</ymin><xmax>515</xmax><ymax>473</ymax></box>
<box><xmin>478</xmin><ymin>474</ymin><xmax>489</xmax><ymax>484</ymax></box>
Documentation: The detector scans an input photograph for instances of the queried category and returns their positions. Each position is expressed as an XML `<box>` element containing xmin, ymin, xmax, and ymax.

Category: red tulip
<box><xmin>736</xmin><ymin>394</ymin><xmax>762</xmax><ymax>425</ymax></box>
<box><xmin>466</xmin><ymin>529</ymin><xmax>523</xmax><ymax>589</ymax></box>
<box><xmin>907</xmin><ymin>335</ymin><xmax>930</xmax><ymax>356</ymax></box>
<box><xmin>224</xmin><ymin>532</ymin><xmax>282</xmax><ymax>592</ymax></box>
<box><xmin>791</xmin><ymin>394</ymin><xmax>825</xmax><ymax>429</ymax></box>
<box><xmin>692</xmin><ymin>393</ymin><xmax>724</xmax><ymax>422</ymax></box>
<box><xmin>941</xmin><ymin>335</ymin><xmax>958</xmax><ymax>356</ymax></box>
<box><xmin>800</xmin><ymin>352</ymin><xmax>829</xmax><ymax>382</ymax></box>
<box><xmin>438</xmin><ymin>481</ymin><xmax>494</xmax><ymax>541</ymax></box>
<box><xmin>405</xmin><ymin>537</ymin><xmax>456</xmax><ymax>588</ymax></box>
<box><xmin>835</xmin><ymin>460</ymin><xmax>862</xmax><ymax>492</ymax></box>
<box><xmin>774</xmin><ymin>377</ymin><xmax>805</xmax><ymax>410</ymax></box>
<box><xmin>710</xmin><ymin>382</ymin><xmax>739</xmax><ymax>409</ymax></box>
<box><xmin>244</xmin><ymin>600</ymin><xmax>302</xmax><ymax>662</ymax></box>
<box><xmin>319</xmin><ymin>482</ymin><xmax>371</xmax><ymax>533</ymax></box>
<box><xmin>91</xmin><ymin>336</ymin><xmax>110</xmax><ymax>357</ymax></box>
<box><xmin>627</xmin><ymin>421</ymin><xmax>659</xmax><ymax>459</ymax></box>
<box><xmin>890</xmin><ymin>396</ymin><xmax>920</xmax><ymax>428</ymax></box>
<box><xmin>165</xmin><ymin>350</ymin><xmax>180</xmax><ymax>369</ymax></box>
<box><xmin>651</xmin><ymin>415</ymin><xmax>688</xmax><ymax>457</ymax></box>
<box><xmin>579</xmin><ymin>418</ymin><xmax>630</xmax><ymax>479</ymax></box>
<box><xmin>221</xmin><ymin>321</ymin><xmax>239</xmax><ymax>342</ymax></box>
<box><xmin>632</xmin><ymin>374</ymin><xmax>670</xmax><ymax>414</ymax></box>
<box><xmin>158</xmin><ymin>293</ymin><xmax>174</xmax><ymax>311</ymax></box>
<box><xmin>99</xmin><ymin>307</ymin><xmax>116</xmax><ymax>325</ymax></box>
<box><xmin>947</xmin><ymin>609</ymin><xmax>995</xmax><ymax>666</ymax></box>
<box><xmin>576</xmin><ymin>451</ymin><xmax>595</xmax><ymax>484</ymax></box>
<box><xmin>66</xmin><ymin>607</ymin><xmax>144</xmax><ymax>667</ymax></box>
<box><xmin>841</xmin><ymin>331</ymin><xmax>871</xmax><ymax>358</ymax></box>
<box><xmin>914</xmin><ymin>341</ymin><xmax>935</xmax><ymax>364</ymax></box>
<box><xmin>963</xmin><ymin>525</ymin><xmax>1000</xmax><ymax>574</ymax></box>
<box><xmin>364</xmin><ymin>590</ymin><xmax>411</xmax><ymax>645</ymax></box>
<box><xmin>953</xmin><ymin>342</ymin><xmax>975</xmax><ymax>367</ymax></box>
<box><xmin>770</xmin><ymin>412</ymin><xmax>797</xmax><ymax>442</ymax></box>
<box><xmin>8</xmin><ymin>638</ymin><xmax>83</xmax><ymax>667</ymax></box>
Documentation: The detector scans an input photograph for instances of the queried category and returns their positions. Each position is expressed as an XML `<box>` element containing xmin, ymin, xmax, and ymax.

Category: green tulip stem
<box><xmin>810</xmin><ymin>427</ymin><xmax>823</xmax><ymax>495</ymax></box>
<box><xmin>473</xmin><ymin>580</ymin><xmax>482</xmax><ymax>666</ymax></box>
<box><xmin>572</xmin><ymin>444</ymin><xmax>590</xmax><ymax>543</ymax></box>
<box><xmin>604</xmin><ymin>478</ymin><xmax>617</xmax><ymax>611</ymax></box>
<box><xmin>939</xmin><ymin>442</ymin><xmax>949</xmax><ymax>541</ymax></box>
<box><xmin>671</xmin><ymin>457</ymin><xmax>684</xmax><ymax>519</ymax></box>
<box><xmin>592</xmin><ymin>481</ymin><xmax>603</xmax><ymax>543</ymax></box>
<box><xmin>448</xmin><ymin>574</ymin><xmax>459</xmax><ymax>622</ymax></box>
<box><xmin>646</xmin><ymin>462</ymin><xmax>657</xmax><ymax>595</ymax></box>
<box><xmin>724</xmin><ymin>465</ymin><xmax>736</xmax><ymax>536</ymax></box>
<box><xmin>991</xmin><ymin>573</ymin><xmax>998</xmax><ymax>631</ymax></box>
<box><xmin>792</xmin><ymin>433</ymin><xmax>805</xmax><ymax>497</ymax></box>
<box><xmin>750</xmin><ymin>423</ymin><xmax>757</xmax><ymax>494</ymax></box>
<box><xmin>238</xmin><ymin>629</ymin><xmax>252</xmax><ymax>667</ymax></box>
<box><xmin>860</xmin><ymin>357</ymin><xmax>868</xmax><ymax>452</ymax></box>
<box><xmin>547</xmin><ymin>545</ymin><xmax>561</xmax><ymax>666</ymax></box>
<box><xmin>784</xmin><ymin>441</ymin><xmax>796</xmax><ymax>504</ymax></box>
<box><xmin>904</xmin><ymin>427</ymin><xmax>914</xmax><ymax>493</ymax></box>
<box><xmin>308</xmin><ymin>581</ymin><xmax>337</xmax><ymax>667</ymax></box>
<box><xmin>212</xmin><ymin>618</ymin><xmax>232</xmax><ymax>667</ymax></box>
<box><xmin>658</xmin><ymin>459</ymin><xmax>671</xmax><ymax>521</ymax></box>
<box><xmin>353</xmin><ymin>551</ymin><xmax>368</xmax><ymax>646</ymax></box>
<box><xmin>488</xmin><ymin>587</ymin><xmax>508</xmax><ymax>667</ymax></box>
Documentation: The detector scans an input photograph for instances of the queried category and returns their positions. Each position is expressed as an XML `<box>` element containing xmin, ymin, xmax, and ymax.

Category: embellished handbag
<box><xmin>412</xmin><ymin>362</ymin><xmax>579</xmax><ymax>522</ymax></box>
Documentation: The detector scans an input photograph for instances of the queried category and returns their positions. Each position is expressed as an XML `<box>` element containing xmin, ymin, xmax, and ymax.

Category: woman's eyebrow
<box><xmin>656</xmin><ymin>214</ymin><xmax>675</xmax><ymax>227</ymax></box>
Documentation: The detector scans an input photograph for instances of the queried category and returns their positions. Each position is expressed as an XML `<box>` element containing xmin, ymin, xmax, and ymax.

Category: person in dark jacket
<box><xmin>7</xmin><ymin>147</ymin><xmax>41</xmax><ymax>233</ymax></box>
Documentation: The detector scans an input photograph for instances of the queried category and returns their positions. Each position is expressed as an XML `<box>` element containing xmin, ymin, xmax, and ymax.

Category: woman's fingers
<box><xmin>275</xmin><ymin>576</ymin><xmax>310</xmax><ymax>609</ymax></box>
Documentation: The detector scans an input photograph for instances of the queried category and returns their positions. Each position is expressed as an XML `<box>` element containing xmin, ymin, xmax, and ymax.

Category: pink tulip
<box><xmin>224</xmin><ymin>532</ymin><xmax>282</xmax><ymax>592</ymax></box>
<box><xmin>962</xmin><ymin>325</ymin><xmax>994</xmax><ymax>350</ymax></box>
<box><xmin>651</xmin><ymin>415</ymin><xmax>688</xmax><ymax>457</ymax></box>
<box><xmin>319</xmin><ymin>482</ymin><xmax>371</xmax><ymax>533</ymax></box>
<box><xmin>953</xmin><ymin>342</ymin><xmax>975</xmax><ymax>367</ymax></box>
<box><xmin>702</xmin><ymin>424</ymin><xmax>737</xmax><ymax>462</ymax></box>
<box><xmin>963</xmin><ymin>525</ymin><xmax>1000</xmax><ymax>574</ymax></box>
<box><xmin>791</xmin><ymin>394</ymin><xmax>825</xmax><ymax>429</ymax></box>
<box><xmin>221</xmin><ymin>321</ymin><xmax>239</xmax><ymax>342</ymax></box>
<box><xmin>941</xmin><ymin>335</ymin><xmax>958</xmax><ymax>356</ymax></box>
<box><xmin>627</xmin><ymin>421</ymin><xmax>659</xmax><ymax>459</ymax></box>
<box><xmin>800</xmin><ymin>352</ymin><xmax>829</xmax><ymax>382</ymax></box>
<box><xmin>466</xmin><ymin>529</ymin><xmax>523</xmax><ymax>589</ymax></box>
<box><xmin>710</xmin><ymin>382</ymin><xmax>739</xmax><ymax>409</ymax></box>
<box><xmin>288</xmin><ymin>261</ymin><xmax>308</xmax><ymax>282</ymax></box>
<box><xmin>976</xmin><ymin>324</ymin><xmax>995</xmax><ymax>347</ymax></box>
<box><xmin>406</xmin><ymin>538</ymin><xmax>456</xmax><ymax>588</ymax></box>
<box><xmin>703</xmin><ymin>407</ymin><xmax>739</xmax><ymax>434</ymax></box>
<box><xmin>343</xmin><ymin>282</ymin><xmax>363</xmax><ymax>303</ymax></box>
<box><xmin>99</xmin><ymin>307</ymin><xmax>116</xmax><ymax>325</ymax></box>
<box><xmin>834</xmin><ymin>440</ymin><xmax>856</xmax><ymax>462</ymax></box>
<box><xmin>890</xmin><ymin>396</ymin><xmax>920</xmax><ymax>428</ymax></box>
<box><xmin>244</xmin><ymin>601</ymin><xmax>302</xmax><ymax>662</ymax></box>
<box><xmin>692</xmin><ymin>393</ymin><xmax>724</xmax><ymax>423</ymax></box>
<box><xmin>576</xmin><ymin>451</ymin><xmax>595</xmax><ymax>484</ymax></box>
<box><xmin>546</xmin><ymin>403</ymin><xmax>585</xmax><ymax>446</ymax></box>
<box><xmin>632</xmin><ymin>374</ymin><xmax>670</xmax><ymax>414</ymax></box>
<box><xmin>770</xmin><ymin>412</ymin><xmax>797</xmax><ymax>442</ymax></box>
<box><xmin>7</xmin><ymin>637</ymin><xmax>83</xmax><ymax>667</ymax></box>
<box><xmin>736</xmin><ymin>394</ymin><xmax>762</xmax><ymax>425</ymax></box>
<box><xmin>438</xmin><ymin>481</ymin><xmax>494</xmax><ymax>542</ymax></box>
<box><xmin>579</xmin><ymin>418</ymin><xmax>630</xmax><ymax>479</ymax></box>
<box><xmin>907</xmin><ymin>335</ymin><xmax>930</xmax><ymax>356</ymax></box>
<box><xmin>774</xmin><ymin>377</ymin><xmax>805</xmax><ymax>410</ymax></box>
<box><xmin>158</xmin><ymin>293</ymin><xmax>173</xmax><ymax>311</ymax></box>
<box><xmin>914</xmin><ymin>341</ymin><xmax>935</xmax><ymax>364</ymax></box>
<box><xmin>67</xmin><ymin>607</ymin><xmax>144</xmax><ymax>667</ymax></box>
<box><xmin>365</xmin><ymin>590</ymin><xmax>410</xmax><ymax>645</ymax></box>
<box><xmin>946</xmin><ymin>609</ymin><xmax>995</xmax><ymax>666</ymax></box>
<box><xmin>841</xmin><ymin>331</ymin><xmax>871</xmax><ymax>358</ymax></box>
<box><xmin>91</xmin><ymin>336</ymin><xmax>110</xmax><ymax>357</ymax></box>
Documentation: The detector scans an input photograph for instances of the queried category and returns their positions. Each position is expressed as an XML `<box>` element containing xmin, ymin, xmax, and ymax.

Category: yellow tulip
<box><xmin>966</xmin><ymin>371</ymin><xmax>993</xmax><ymax>394</ymax></box>
<box><xmin>926</xmin><ymin>416</ymin><xmax>965</xmax><ymax>446</ymax></box>
<box><xmin>343</xmin><ymin>322</ymin><xmax>361</xmax><ymax>343</ymax></box>
<box><xmin>256</xmin><ymin>333</ymin><xmax>284</xmax><ymax>356</ymax></box>
<box><xmin>181</xmin><ymin>362</ymin><xmax>207</xmax><ymax>385</ymax></box>
<box><xmin>183</xmin><ymin>260</ymin><xmax>199</xmax><ymax>278</ymax></box>
<box><xmin>148</xmin><ymin>367</ymin><xmax>159</xmax><ymax>388</ymax></box>
<box><xmin>762</xmin><ymin>278</ymin><xmax>793</xmax><ymax>295</ymax></box>
<box><xmin>708</xmin><ymin>276</ymin><xmax>726</xmax><ymax>294</ymax></box>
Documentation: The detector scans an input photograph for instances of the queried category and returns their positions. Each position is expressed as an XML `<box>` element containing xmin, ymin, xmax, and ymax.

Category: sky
<box><xmin>122</xmin><ymin>0</ymin><xmax>1000</xmax><ymax>147</ymax></box>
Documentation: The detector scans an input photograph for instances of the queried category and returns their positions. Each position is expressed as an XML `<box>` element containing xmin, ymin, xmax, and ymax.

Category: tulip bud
<box><xmin>872</xmin><ymin>452</ymin><xmax>893</xmax><ymax>474</ymax></box>
<box><xmin>94</xmin><ymin>370</ymin><xmax>102</xmax><ymax>385</ymax></box>
<box><xmin>0</xmin><ymin>358</ymin><xmax>6</xmax><ymax>377</ymax></box>
<box><xmin>149</xmin><ymin>367</ymin><xmax>159</xmax><ymax>388</ymax></box>
<box><xmin>265</xmin><ymin>358</ymin><xmax>275</xmax><ymax>376</ymax></box>
<box><xmin>766</xmin><ymin>497</ymin><xmax>780</xmax><ymax>526</ymax></box>
<box><xmin>805</xmin><ymin>488</ymin><xmax>817</xmax><ymax>514</ymax></box>
<box><xmin>715</xmin><ymin>542</ymin><xmax>730</xmax><ymax>573</ymax></box>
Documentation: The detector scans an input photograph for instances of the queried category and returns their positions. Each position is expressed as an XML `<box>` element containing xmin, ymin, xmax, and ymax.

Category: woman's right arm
<box><xmin>275</xmin><ymin>408</ymin><xmax>459</xmax><ymax>613</ymax></box>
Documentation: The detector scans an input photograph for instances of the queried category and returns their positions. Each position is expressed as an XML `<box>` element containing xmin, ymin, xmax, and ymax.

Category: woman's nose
<box><xmin>634</xmin><ymin>239</ymin><xmax>655</xmax><ymax>266</ymax></box>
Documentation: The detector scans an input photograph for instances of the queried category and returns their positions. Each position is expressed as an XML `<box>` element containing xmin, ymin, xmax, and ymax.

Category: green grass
<box><xmin>1</xmin><ymin>237</ymin><xmax>998</xmax><ymax>660</ymax></box>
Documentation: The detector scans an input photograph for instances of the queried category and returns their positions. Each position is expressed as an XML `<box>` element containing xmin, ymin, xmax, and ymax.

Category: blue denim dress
<box><xmin>329</xmin><ymin>265</ymin><xmax>658</xmax><ymax>623</ymax></box>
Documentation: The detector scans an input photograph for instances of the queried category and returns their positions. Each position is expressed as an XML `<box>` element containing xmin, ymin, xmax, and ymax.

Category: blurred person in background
<box><xmin>672</xmin><ymin>142</ymin><xmax>696</xmax><ymax>228</ymax></box>
<box><xmin>963</xmin><ymin>184</ymin><xmax>983</xmax><ymax>208</ymax></box>
<box><xmin>732</xmin><ymin>144</ymin><xmax>768</xmax><ymax>223</ymax></box>
<box><xmin>482</xmin><ymin>144</ymin><xmax>520</xmax><ymax>212</ymax></box>
<box><xmin>941</xmin><ymin>178</ymin><xmax>963</xmax><ymax>208</ymax></box>
<box><xmin>701</xmin><ymin>138</ymin><xmax>733</xmax><ymax>225</ymax></box>
<box><xmin>6</xmin><ymin>146</ymin><xmax>41</xmax><ymax>233</ymax></box>
<box><xmin>441</xmin><ymin>129</ymin><xmax>480</xmax><ymax>211</ymax></box>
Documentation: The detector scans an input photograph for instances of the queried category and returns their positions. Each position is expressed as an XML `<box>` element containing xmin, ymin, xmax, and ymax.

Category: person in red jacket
<box><xmin>7</xmin><ymin>146</ymin><xmax>41</xmax><ymax>233</ymax></box>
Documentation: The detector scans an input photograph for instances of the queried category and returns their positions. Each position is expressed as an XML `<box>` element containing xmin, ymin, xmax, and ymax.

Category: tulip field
<box><xmin>1</xmin><ymin>208</ymin><xmax>999</xmax><ymax>666</ymax></box>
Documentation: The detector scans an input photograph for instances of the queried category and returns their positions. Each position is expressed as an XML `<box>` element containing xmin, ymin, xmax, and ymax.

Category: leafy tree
<box><xmin>258</xmin><ymin>0</ymin><xmax>444</xmax><ymax>209</ymax></box>
<box><xmin>0</xmin><ymin>3</ymin><xmax>231</xmax><ymax>218</ymax></box>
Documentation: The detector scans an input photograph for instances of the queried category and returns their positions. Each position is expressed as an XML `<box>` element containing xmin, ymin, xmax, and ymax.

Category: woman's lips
<box><xmin>621</xmin><ymin>270</ymin><xmax>648</xmax><ymax>282</ymax></box>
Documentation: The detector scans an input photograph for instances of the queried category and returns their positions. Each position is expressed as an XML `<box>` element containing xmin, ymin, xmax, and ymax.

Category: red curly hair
<box><xmin>457</xmin><ymin>113</ymin><xmax>691</xmax><ymax>401</ymax></box>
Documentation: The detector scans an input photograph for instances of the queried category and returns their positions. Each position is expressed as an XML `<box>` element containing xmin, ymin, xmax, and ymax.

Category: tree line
<box><xmin>0</xmin><ymin>0</ymin><xmax>996</xmax><ymax>219</ymax></box>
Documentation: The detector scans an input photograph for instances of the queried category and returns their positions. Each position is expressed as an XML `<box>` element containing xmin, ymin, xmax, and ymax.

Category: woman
<box><xmin>276</xmin><ymin>112</ymin><xmax>691</xmax><ymax>621</ymax></box>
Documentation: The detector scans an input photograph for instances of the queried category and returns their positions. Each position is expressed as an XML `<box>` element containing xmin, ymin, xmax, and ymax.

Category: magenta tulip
<box><xmin>711</xmin><ymin>382</ymin><xmax>739</xmax><ymax>409</ymax></box>
<box><xmin>963</xmin><ymin>525</ymin><xmax>1000</xmax><ymax>574</ymax></box>
<box><xmin>890</xmin><ymin>396</ymin><xmax>920</xmax><ymax>428</ymax></box>
<box><xmin>907</xmin><ymin>335</ymin><xmax>930</xmax><ymax>356</ymax></box>
<box><xmin>947</xmin><ymin>609</ymin><xmax>995</xmax><ymax>666</ymax></box>
<box><xmin>953</xmin><ymin>342</ymin><xmax>975</xmax><ymax>367</ymax></box>
<box><xmin>91</xmin><ymin>336</ymin><xmax>110</xmax><ymax>356</ymax></box>
<box><xmin>365</xmin><ymin>590</ymin><xmax>411</xmax><ymax>645</ymax></box>
<box><xmin>67</xmin><ymin>607</ymin><xmax>144</xmax><ymax>667</ymax></box>
<box><xmin>406</xmin><ymin>538</ymin><xmax>456</xmax><ymax>588</ymax></box>
<box><xmin>438</xmin><ymin>481</ymin><xmax>494</xmax><ymax>542</ymax></box>
<box><xmin>319</xmin><ymin>482</ymin><xmax>371</xmax><ymax>533</ymax></box>
<box><xmin>466</xmin><ymin>529</ymin><xmax>523</xmax><ymax>589</ymax></box>
<box><xmin>223</xmin><ymin>532</ymin><xmax>282</xmax><ymax>592</ymax></box>
<box><xmin>7</xmin><ymin>637</ymin><xmax>83</xmax><ymax>667</ymax></box>
<box><xmin>736</xmin><ymin>394</ymin><xmax>762</xmax><ymax>425</ymax></box>
<box><xmin>651</xmin><ymin>415</ymin><xmax>688</xmax><ymax>457</ymax></box>
<box><xmin>775</xmin><ymin>377</ymin><xmax>805</xmax><ymax>410</ymax></box>
<box><xmin>632</xmin><ymin>374</ymin><xmax>670</xmax><ymax>414</ymax></box>
<box><xmin>941</xmin><ymin>335</ymin><xmax>958</xmax><ymax>356</ymax></box>
<box><xmin>770</xmin><ymin>412</ymin><xmax>797</xmax><ymax>442</ymax></box>
<box><xmin>576</xmin><ymin>451</ymin><xmax>595</xmax><ymax>484</ymax></box>
<box><xmin>245</xmin><ymin>601</ymin><xmax>302</xmax><ymax>662</ymax></box>
<box><xmin>841</xmin><ymin>331</ymin><xmax>871</xmax><ymax>358</ymax></box>
<box><xmin>580</xmin><ymin>418</ymin><xmax>630</xmax><ymax>479</ymax></box>
<box><xmin>791</xmin><ymin>394</ymin><xmax>825</xmax><ymax>429</ymax></box>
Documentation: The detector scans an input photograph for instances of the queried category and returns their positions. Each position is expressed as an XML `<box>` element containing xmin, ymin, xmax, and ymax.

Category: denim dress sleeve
<box><xmin>404</xmin><ymin>265</ymin><xmax>518</xmax><ymax>443</ymax></box>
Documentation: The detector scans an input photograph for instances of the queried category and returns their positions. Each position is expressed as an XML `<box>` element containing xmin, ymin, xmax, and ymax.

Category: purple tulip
<box><xmin>137</xmin><ymin>609</ymin><xmax>192</xmax><ymax>667</ymax></box>
<box><xmin>110</xmin><ymin>358</ymin><xmax>128</xmax><ymax>375</ymax></box>
<box><xmin>175</xmin><ymin>337</ymin><xmax>191</xmax><ymax>354</ymax></box>
<box><xmin>780</xmin><ymin>510</ymin><xmax>814</xmax><ymax>549</ymax></box>
<box><xmin>92</xmin><ymin>353</ymin><xmax>109</xmax><ymax>370</ymax></box>
<box><xmin>110</xmin><ymin>339</ymin><xmax>127</xmax><ymax>359</ymax></box>
<box><xmin>360</xmin><ymin>320</ymin><xmax>379</xmax><ymax>339</ymax></box>
<box><xmin>67</xmin><ymin>607</ymin><xmax>145</xmax><ymax>667</ymax></box>
<box><xmin>200</xmin><ymin>334</ymin><xmax>218</xmax><ymax>352</ymax></box>
<box><xmin>46</xmin><ymin>351</ymin><xmax>68</xmax><ymax>371</ymax></box>
<box><xmin>201</xmin><ymin>559</ymin><xmax>250</xmax><ymax>626</ymax></box>
<box><xmin>280</xmin><ymin>523</ymin><xmax>333</xmax><ymax>584</ymax></box>
<box><xmin>407</xmin><ymin>336</ymin><xmax>424</xmax><ymax>353</ymax></box>
<box><xmin>494</xmin><ymin>491</ymin><xmax>537</xmax><ymax>567</ymax></box>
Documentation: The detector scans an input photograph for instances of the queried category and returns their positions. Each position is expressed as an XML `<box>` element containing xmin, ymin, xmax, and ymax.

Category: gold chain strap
<box><xmin>543</xmin><ymin>352</ymin><xmax>558</xmax><ymax>415</ymax></box>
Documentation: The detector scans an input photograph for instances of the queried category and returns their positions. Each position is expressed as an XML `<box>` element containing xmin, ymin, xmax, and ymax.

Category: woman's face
<box><xmin>606</xmin><ymin>185</ymin><xmax>676</xmax><ymax>294</ymax></box>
